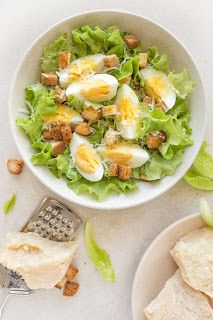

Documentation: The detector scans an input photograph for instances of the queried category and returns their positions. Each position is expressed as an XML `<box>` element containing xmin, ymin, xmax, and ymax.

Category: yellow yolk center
<box><xmin>42</xmin><ymin>106</ymin><xmax>80</xmax><ymax>124</ymax></box>
<box><xmin>145</xmin><ymin>76</ymin><xmax>168</xmax><ymax>100</ymax></box>
<box><xmin>119</xmin><ymin>97</ymin><xmax>137</xmax><ymax>122</ymax></box>
<box><xmin>80</xmin><ymin>79</ymin><xmax>110</xmax><ymax>102</ymax></box>
<box><xmin>76</xmin><ymin>144</ymin><xmax>100</xmax><ymax>173</ymax></box>
<box><xmin>105</xmin><ymin>146</ymin><xmax>132</xmax><ymax>165</ymax></box>
<box><xmin>68</xmin><ymin>60</ymin><xmax>98</xmax><ymax>81</ymax></box>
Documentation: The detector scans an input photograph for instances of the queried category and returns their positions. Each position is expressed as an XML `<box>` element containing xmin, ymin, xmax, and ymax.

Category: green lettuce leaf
<box><xmin>47</xmin><ymin>154</ymin><xmax>80</xmax><ymax>181</ymax></box>
<box><xmin>199</xmin><ymin>198</ymin><xmax>213</xmax><ymax>228</ymax></box>
<box><xmin>71</xmin><ymin>26</ymin><xmax>125</xmax><ymax>58</ymax></box>
<box><xmin>89</xmin><ymin>119</ymin><xmax>115</xmax><ymax>146</ymax></box>
<box><xmin>41</xmin><ymin>33</ymin><xmax>71</xmax><ymax>72</ymax></box>
<box><xmin>31</xmin><ymin>141</ymin><xmax>53</xmax><ymax>165</ymax></box>
<box><xmin>35</xmin><ymin>89</ymin><xmax>56</xmax><ymax>116</ymax></box>
<box><xmin>183</xmin><ymin>169</ymin><xmax>213</xmax><ymax>190</ymax></box>
<box><xmin>67</xmin><ymin>95</ymin><xmax>84</xmax><ymax>112</ymax></box>
<box><xmin>68</xmin><ymin>176</ymin><xmax>137</xmax><ymax>201</ymax></box>
<box><xmin>16</xmin><ymin>116</ymin><xmax>43</xmax><ymax>142</ymax></box>
<box><xmin>168</xmin><ymin>69</ymin><xmax>195</xmax><ymax>99</ymax></box>
<box><xmin>109</xmin><ymin>55</ymin><xmax>139</xmax><ymax>81</ymax></box>
<box><xmin>147</xmin><ymin>46</ymin><xmax>169</xmax><ymax>74</ymax></box>
<box><xmin>193</xmin><ymin>141</ymin><xmax>213</xmax><ymax>179</ymax></box>
<box><xmin>25</xmin><ymin>83</ymin><xmax>48</xmax><ymax>111</ymax></box>
<box><xmin>85</xmin><ymin>220</ymin><xmax>115</xmax><ymax>282</ymax></box>
<box><xmin>3</xmin><ymin>194</ymin><xmax>16</xmax><ymax>214</ymax></box>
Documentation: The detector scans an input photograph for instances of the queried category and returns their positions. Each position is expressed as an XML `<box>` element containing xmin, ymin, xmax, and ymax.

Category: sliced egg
<box><xmin>97</xmin><ymin>143</ymin><xmax>149</xmax><ymax>168</ymax></box>
<box><xmin>57</xmin><ymin>54</ymin><xmax>105</xmax><ymax>87</ymax></box>
<box><xmin>114</xmin><ymin>84</ymin><xmax>140</xmax><ymax>140</ymax></box>
<box><xmin>140</xmin><ymin>67</ymin><xmax>176</xmax><ymax>110</ymax></box>
<box><xmin>42</xmin><ymin>105</ymin><xmax>83</xmax><ymax>124</ymax></box>
<box><xmin>66</xmin><ymin>74</ymin><xmax>118</xmax><ymax>103</ymax></box>
<box><xmin>70</xmin><ymin>133</ymin><xmax>104</xmax><ymax>182</ymax></box>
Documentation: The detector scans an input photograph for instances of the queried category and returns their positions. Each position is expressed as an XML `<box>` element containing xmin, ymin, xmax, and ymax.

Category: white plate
<box><xmin>9</xmin><ymin>10</ymin><xmax>206</xmax><ymax>210</ymax></box>
<box><xmin>131</xmin><ymin>213</ymin><xmax>205</xmax><ymax>320</ymax></box>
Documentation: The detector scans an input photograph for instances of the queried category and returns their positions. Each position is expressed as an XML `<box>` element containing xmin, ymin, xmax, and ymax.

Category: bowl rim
<box><xmin>131</xmin><ymin>212</ymin><xmax>203</xmax><ymax>319</ymax></box>
<box><xmin>9</xmin><ymin>9</ymin><xmax>207</xmax><ymax>210</ymax></box>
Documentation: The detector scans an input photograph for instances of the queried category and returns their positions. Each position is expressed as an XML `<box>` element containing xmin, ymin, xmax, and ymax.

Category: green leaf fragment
<box><xmin>3</xmin><ymin>194</ymin><xmax>16</xmax><ymax>214</ymax></box>
<box><xmin>199</xmin><ymin>198</ymin><xmax>213</xmax><ymax>228</ymax></box>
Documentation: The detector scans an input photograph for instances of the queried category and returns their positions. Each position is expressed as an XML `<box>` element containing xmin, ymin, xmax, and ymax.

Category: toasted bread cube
<box><xmin>104</xmin><ymin>54</ymin><xmax>119</xmax><ymax>68</ymax></box>
<box><xmin>139</xmin><ymin>52</ymin><xmax>148</xmax><ymax>68</ymax></box>
<box><xmin>43</xmin><ymin>129</ymin><xmax>54</xmax><ymax>140</ymax></box>
<box><xmin>118</xmin><ymin>165</ymin><xmax>132</xmax><ymax>180</ymax></box>
<box><xmin>155</xmin><ymin>99</ymin><xmax>167</xmax><ymax>113</ymax></box>
<box><xmin>61</xmin><ymin>125</ymin><xmax>72</xmax><ymax>142</ymax></box>
<box><xmin>147</xmin><ymin>132</ymin><xmax>166</xmax><ymax>149</ymax></box>
<box><xmin>40</xmin><ymin>73</ymin><xmax>58</xmax><ymax>86</ymax></box>
<box><xmin>63</xmin><ymin>282</ymin><xmax>79</xmax><ymax>297</ymax></box>
<box><xmin>108</xmin><ymin>163</ymin><xmax>119</xmax><ymax>177</ymax></box>
<box><xmin>58</xmin><ymin>51</ymin><xmax>71</xmax><ymax>69</ymax></box>
<box><xmin>143</xmin><ymin>96</ymin><xmax>153</xmax><ymax>105</ymax></box>
<box><xmin>52</xmin><ymin>141</ymin><xmax>66</xmax><ymax>156</ymax></box>
<box><xmin>124</xmin><ymin>34</ymin><xmax>139</xmax><ymax>49</ymax></box>
<box><xmin>7</xmin><ymin>159</ymin><xmax>24</xmax><ymax>175</ymax></box>
<box><xmin>54</xmin><ymin>86</ymin><xmax>67</xmax><ymax>104</ymax></box>
<box><xmin>65</xmin><ymin>266</ymin><xmax>78</xmax><ymax>282</ymax></box>
<box><xmin>55</xmin><ymin>276</ymin><xmax>67</xmax><ymax>290</ymax></box>
<box><xmin>119</xmin><ymin>76</ymin><xmax>131</xmax><ymax>85</ymax></box>
<box><xmin>75</xmin><ymin>123</ymin><xmax>91</xmax><ymax>136</ymax></box>
<box><xmin>82</xmin><ymin>107</ymin><xmax>102</xmax><ymax>123</ymax></box>
<box><xmin>102</xmin><ymin>105</ymin><xmax>118</xmax><ymax>117</ymax></box>
<box><xmin>51</xmin><ymin>125</ymin><xmax>63</xmax><ymax>141</ymax></box>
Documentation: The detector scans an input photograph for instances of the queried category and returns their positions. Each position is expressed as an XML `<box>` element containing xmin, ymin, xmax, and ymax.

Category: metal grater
<box><xmin>0</xmin><ymin>197</ymin><xmax>83</xmax><ymax>318</ymax></box>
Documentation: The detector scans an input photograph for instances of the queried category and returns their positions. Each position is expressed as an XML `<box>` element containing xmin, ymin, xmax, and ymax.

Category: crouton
<box><xmin>54</xmin><ymin>86</ymin><xmax>67</xmax><ymax>104</ymax></box>
<box><xmin>63</xmin><ymin>282</ymin><xmax>79</xmax><ymax>297</ymax></box>
<box><xmin>143</xmin><ymin>96</ymin><xmax>153</xmax><ymax>105</ymax></box>
<box><xmin>139</xmin><ymin>52</ymin><xmax>148</xmax><ymax>68</ymax></box>
<box><xmin>124</xmin><ymin>34</ymin><xmax>139</xmax><ymax>49</ymax></box>
<box><xmin>119</xmin><ymin>76</ymin><xmax>131</xmax><ymax>85</ymax></box>
<box><xmin>155</xmin><ymin>99</ymin><xmax>167</xmax><ymax>112</ymax></box>
<box><xmin>40</xmin><ymin>73</ymin><xmax>58</xmax><ymax>86</ymax></box>
<box><xmin>118</xmin><ymin>165</ymin><xmax>132</xmax><ymax>180</ymax></box>
<box><xmin>108</xmin><ymin>163</ymin><xmax>119</xmax><ymax>177</ymax></box>
<box><xmin>61</xmin><ymin>125</ymin><xmax>72</xmax><ymax>142</ymax></box>
<box><xmin>65</xmin><ymin>266</ymin><xmax>78</xmax><ymax>282</ymax></box>
<box><xmin>74</xmin><ymin>123</ymin><xmax>91</xmax><ymax>136</ymax></box>
<box><xmin>55</xmin><ymin>276</ymin><xmax>67</xmax><ymax>290</ymax></box>
<box><xmin>43</xmin><ymin>129</ymin><xmax>54</xmax><ymax>140</ymax></box>
<box><xmin>82</xmin><ymin>107</ymin><xmax>102</xmax><ymax>123</ymax></box>
<box><xmin>104</xmin><ymin>54</ymin><xmax>119</xmax><ymax>68</ymax></box>
<box><xmin>58</xmin><ymin>51</ymin><xmax>71</xmax><ymax>69</ymax></box>
<box><xmin>7</xmin><ymin>159</ymin><xmax>24</xmax><ymax>175</ymax></box>
<box><xmin>51</xmin><ymin>125</ymin><xmax>63</xmax><ymax>141</ymax></box>
<box><xmin>147</xmin><ymin>132</ymin><xmax>166</xmax><ymax>149</ymax></box>
<box><xmin>102</xmin><ymin>105</ymin><xmax>118</xmax><ymax>117</ymax></box>
<box><xmin>52</xmin><ymin>141</ymin><xmax>66</xmax><ymax>156</ymax></box>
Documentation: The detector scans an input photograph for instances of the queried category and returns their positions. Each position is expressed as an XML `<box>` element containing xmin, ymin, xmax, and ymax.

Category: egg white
<box><xmin>114</xmin><ymin>84</ymin><xmax>140</xmax><ymax>140</ymax></box>
<box><xmin>140</xmin><ymin>67</ymin><xmax>176</xmax><ymax>110</ymax></box>
<box><xmin>66</xmin><ymin>74</ymin><xmax>118</xmax><ymax>103</ymax></box>
<box><xmin>70</xmin><ymin>133</ymin><xmax>104</xmax><ymax>182</ymax></box>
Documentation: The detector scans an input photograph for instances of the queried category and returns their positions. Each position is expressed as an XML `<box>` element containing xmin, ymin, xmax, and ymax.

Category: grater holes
<box><xmin>51</xmin><ymin>209</ymin><xmax>58</xmax><ymax>217</ymax></box>
<box><xmin>44</xmin><ymin>214</ymin><xmax>51</xmax><ymax>222</ymax></box>
<box><xmin>56</xmin><ymin>213</ymin><xmax>62</xmax><ymax>220</ymax></box>
<box><xmin>62</xmin><ymin>217</ymin><xmax>68</xmax><ymax>225</ymax></box>
<box><xmin>45</xmin><ymin>206</ymin><xmax>52</xmax><ymax>212</ymax></box>
<box><xmin>38</xmin><ymin>211</ymin><xmax>45</xmax><ymax>218</ymax></box>
<box><xmin>67</xmin><ymin>222</ymin><xmax>73</xmax><ymax>229</ymax></box>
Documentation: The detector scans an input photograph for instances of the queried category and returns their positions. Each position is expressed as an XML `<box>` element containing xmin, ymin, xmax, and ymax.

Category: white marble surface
<box><xmin>0</xmin><ymin>1</ymin><xmax>213</xmax><ymax>319</ymax></box>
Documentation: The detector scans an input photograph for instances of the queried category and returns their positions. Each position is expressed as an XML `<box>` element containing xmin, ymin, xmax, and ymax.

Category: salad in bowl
<box><xmin>16</xmin><ymin>24</ymin><xmax>195</xmax><ymax>201</ymax></box>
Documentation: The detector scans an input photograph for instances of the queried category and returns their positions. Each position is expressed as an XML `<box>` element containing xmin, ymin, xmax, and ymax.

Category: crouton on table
<box><xmin>65</xmin><ymin>266</ymin><xmax>78</xmax><ymax>282</ymax></box>
<box><xmin>63</xmin><ymin>282</ymin><xmax>79</xmax><ymax>297</ymax></box>
<box><xmin>7</xmin><ymin>159</ymin><xmax>24</xmax><ymax>175</ymax></box>
<box><xmin>55</xmin><ymin>276</ymin><xmax>67</xmax><ymax>290</ymax></box>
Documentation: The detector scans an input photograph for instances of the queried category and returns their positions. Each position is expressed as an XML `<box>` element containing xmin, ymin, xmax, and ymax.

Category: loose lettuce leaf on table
<box><xmin>184</xmin><ymin>169</ymin><xmax>213</xmax><ymax>190</ymax></box>
<box><xmin>199</xmin><ymin>198</ymin><xmax>213</xmax><ymax>228</ymax></box>
<box><xmin>168</xmin><ymin>69</ymin><xmax>195</xmax><ymax>99</ymax></box>
<box><xmin>41</xmin><ymin>33</ymin><xmax>71</xmax><ymax>72</ymax></box>
<box><xmin>147</xmin><ymin>46</ymin><xmax>170</xmax><ymax>74</ymax></box>
<box><xmin>3</xmin><ymin>194</ymin><xmax>16</xmax><ymax>214</ymax></box>
<box><xmin>85</xmin><ymin>220</ymin><xmax>115</xmax><ymax>282</ymax></box>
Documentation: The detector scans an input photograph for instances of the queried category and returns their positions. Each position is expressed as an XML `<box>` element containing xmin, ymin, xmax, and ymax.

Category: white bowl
<box><xmin>131</xmin><ymin>213</ymin><xmax>205</xmax><ymax>320</ymax></box>
<box><xmin>9</xmin><ymin>10</ymin><xmax>206</xmax><ymax>210</ymax></box>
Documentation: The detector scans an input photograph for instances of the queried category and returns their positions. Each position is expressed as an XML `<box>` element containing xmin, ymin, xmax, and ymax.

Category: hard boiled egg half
<box><xmin>97</xmin><ymin>143</ymin><xmax>149</xmax><ymax>168</ymax></box>
<box><xmin>66</xmin><ymin>74</ymin><xmax>118</xmax><ymax>103</ymax></box>
<box><xmin>42</xmin><ymin>105</ymin><xmax>83</xmax><ymax>125</ymax></box>
<box><xmin>70</xmin><ymin>133</ymin><xmax>104</xmax><ymax>182</ymax></box>
<box><xmin>57</xmin><ymin>54</ymin><xmax>106</xmax><ymax>87</ymax></box>
<box><xmin>114</xmin><ymin>84</ymin><xmax>140</xmax><ymax>140</ymax></box>
<box><xmin>140</xmin><ymin>67</ymin><xmax>176</xmax><ymax>110</ymax></box>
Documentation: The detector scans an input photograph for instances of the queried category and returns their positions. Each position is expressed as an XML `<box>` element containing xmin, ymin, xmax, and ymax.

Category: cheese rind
<box><xmin>144</xmin><ymin>270</ymin><xmax>213</xmax><ymax>320</ymax></box>
<box><xmin>171</xmin><ymin>227</ymin><xmax>213</xmax><ymax>298</ymax></box>
<box><xmin>0</xmin><ymin>232</ymin><xmax>77</xmax><ymax>289</ymax></box>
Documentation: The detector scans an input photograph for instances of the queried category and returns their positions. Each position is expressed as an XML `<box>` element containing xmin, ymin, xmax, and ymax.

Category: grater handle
<box><xmin>0</xmin><ymin>288</ymin><xmax>10</xmax><ymax>319</ymax></box>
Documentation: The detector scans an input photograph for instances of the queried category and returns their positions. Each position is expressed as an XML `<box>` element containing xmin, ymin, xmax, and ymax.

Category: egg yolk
<box><xmin>105</xmin><ymin>146</ymin><xmax>132</xmax><ymax>165</ymax></box>
<box><xmin>119</xmin><ymin>97</ymin><xmax>137</xmax><ymax>122</ymax></box>
<box><xmin>80</xmin><ymin>79</ymin><xmax>110</xmax><ymax>102</ymax></box>
<box><xmin>145</xmin><ymin>76</ymin><xmax>168</xmax><ymax>100</ymax></box>
<box><xmin>76</xmin><ymin>144</ymin><xmax>100</xmax><ymax>173</ymax></box>
<box><xmin>42</xmin><ymin>106</ymin><xmax>80</xmax><ymax>124</ymax></box>
<box><xmin>68</xmin><ymin>60</ymin><xmax>98</xmax><ymax>81</ymax></box>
